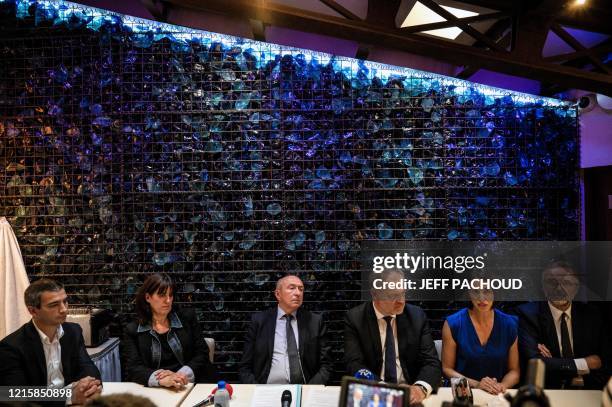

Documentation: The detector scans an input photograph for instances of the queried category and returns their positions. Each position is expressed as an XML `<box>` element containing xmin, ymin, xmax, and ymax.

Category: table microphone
<box><xmin>354</xmin><ymin>369</ymin><xmax>376</xmax><ymax>381</ymax></box>
<box><xmin>508</xmin><ymin>359</ymin><xmax>550</xmax><ymax>407</ymax></box>
<box><xmin>281</xmin><ymin>389</ymin><xmax>292</xmax><ymax>407</ymax></box>
<box><xmin>192</xmin><ymin>383</ymin><xmax>234</xmax><ymax>407</ymax></box>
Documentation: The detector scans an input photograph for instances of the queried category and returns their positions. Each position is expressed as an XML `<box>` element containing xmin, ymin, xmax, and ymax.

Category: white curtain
<box><xmin>0</xmin><ymin>217</ymin><xmax>31</xmax><ymax>339</ymax></box>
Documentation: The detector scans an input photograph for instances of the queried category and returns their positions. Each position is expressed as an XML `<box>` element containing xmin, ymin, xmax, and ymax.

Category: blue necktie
<box><xmin>383</xmin><ymin>316</ymin><xmax>397</xmax><ymax>383</ymax></box>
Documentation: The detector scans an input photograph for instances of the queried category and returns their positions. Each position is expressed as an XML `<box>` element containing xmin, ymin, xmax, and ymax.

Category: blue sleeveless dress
<box><xmin>446</xmin><ymin>308</ymin><xmax>517</xmax><ymax>381</ymax></box>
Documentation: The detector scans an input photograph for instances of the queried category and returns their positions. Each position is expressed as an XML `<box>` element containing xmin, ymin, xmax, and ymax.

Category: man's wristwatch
<box><xmin>415</xmin><ymin>384</ymin><xmax>428</xmax><ymax>397</ymax></box>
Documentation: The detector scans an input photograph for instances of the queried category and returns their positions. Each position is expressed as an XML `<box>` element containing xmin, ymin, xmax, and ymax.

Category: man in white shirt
<box><xmin>0</xmin><ymin>279</ymin><xmax>102</xmax><ymax>404</ymax></box>
<box><xmin>344</xmin><ymin>269</ymin><xmax>441</xmax><ymax>405</ymax></box>
<box><xmin>517</xmin><ymin>261</ymin><xmax>610</xmax><ymax>389</ymax></box>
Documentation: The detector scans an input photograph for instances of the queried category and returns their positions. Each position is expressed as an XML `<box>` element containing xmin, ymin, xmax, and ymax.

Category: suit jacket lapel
<box><xmin>297</xmin><ymin>309</ymin><xmax>307</xmax><ymax>361</ymax></box>
<box><xmin>366</xmin><ymin>303</ymin><xmax>383</xmax><ymax>371</ymax></box>
<box><xmin>396</xmin><ymin>309</ymin><xmax>413</xmax><ymax>382</ymax></box>
<box><xmin>60</xmin><ymin>326</ymin><xmax>71</xmax><ymax>382</ymax></box>
<box><xmin>539</xmin><ymin>302</ymin><xmax>561</xmax><ymax>357</ymax></box>
<box><xmin>266</xmin><ymin>308</ymin><xmax>277</xmax><ymax>361</ymax></box>
<box><xmin>25</xmin><ymin>321</ymin><xmax>48</xmax><ymax>384</ymax></box>
<box><xmin>570</xmin><ymin>304</ymin><xmax>584</xmax><ymax>356</ymax></box>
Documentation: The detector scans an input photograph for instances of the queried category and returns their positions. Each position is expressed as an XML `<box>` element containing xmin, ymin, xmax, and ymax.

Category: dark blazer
<box><xmin>238</xmin><ymin>307</ymin><xmax>333</xmax><ymax>384</ymax></box>
<box><xmin>344</xmin><ymin>302</ymin><xmax>441</xmax><ymax>391</ymax></box>
<box><xmin>0</xmin><ymin>320</ymin><xmax>101</xmax><ymax>386</ymax></box>
<box><xmin>516</xmin><ymin>301</ymin><xmax>611</xmax><ymax>389</ymax></box>
<box><xmin>121</xmin><ymin>308</ymin><xmax>216</xmax><ymax>385</ymax></box>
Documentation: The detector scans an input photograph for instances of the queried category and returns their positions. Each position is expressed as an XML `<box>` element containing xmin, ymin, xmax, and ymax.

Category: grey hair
<box><xmin>275</xmin><ymin>274</ymin><xmax>302</xmax><ymax>290</ymax></box>
<box><xmin>369</xmin><ymin>268</ymin><xmax>405</xmax><ymax>298</ymax></box>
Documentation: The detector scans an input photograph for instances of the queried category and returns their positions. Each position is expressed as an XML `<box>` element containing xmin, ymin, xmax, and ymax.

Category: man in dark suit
<box><xmin>0</xmin><ymin>279</ymin><xmax>102</xmax><ymax>404</ymax></box>
<box><xmin>516</xmin><ymin>261</ymin><xmax>610</xmax><ymax>389</ymax></box>
<box><xmin>345</xmin><ymin>269</ymin><xmax>441</xmax><ymax>405</ymax></box>
<box><xmin>239</xmin><ymin>274</ymin><xmax>332</xmax><ymax>384</ymax></box>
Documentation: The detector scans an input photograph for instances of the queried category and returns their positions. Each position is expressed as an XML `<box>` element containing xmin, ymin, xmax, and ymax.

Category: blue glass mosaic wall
<box><xmin>0</xmin><ymin>0</ymin><xmax>579</xmax><ymax>380</ymax></box>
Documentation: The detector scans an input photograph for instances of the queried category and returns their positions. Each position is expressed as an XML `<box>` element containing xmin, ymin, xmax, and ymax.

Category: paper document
<box><xmin>250</xmin><ymin>384</ymin><xmax>301</xmax><ymax>407</ymax></box>
<box><xmin>302</xmin><ymin>386</ymin><xmax>341</xmax><ymax>407</ymax></box>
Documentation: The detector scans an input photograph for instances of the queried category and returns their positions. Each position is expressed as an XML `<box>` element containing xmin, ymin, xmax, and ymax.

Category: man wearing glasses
<box><xmin>516</xmin><ymin>261</ymin><xmax>610</xmax><ymax>389</ymax></box>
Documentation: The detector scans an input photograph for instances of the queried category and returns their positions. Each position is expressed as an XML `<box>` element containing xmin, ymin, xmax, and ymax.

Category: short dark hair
<box><xmin>541</xmin><ymin>260</ymin><xmax>581</xmax><ymax>284</ymax></box>
<box><xmin>134</xmin><ymin>273</ymin><xmax>175</xmax><ymax>323</ymax></box>
<box><xmin>543</xmin><ymin>260</ymin><xmax>577</xmax><ymax>275</ymax></box>
<box><xmin>85</xmin><ymin>393</ymin><xmax>156</xmax><ymax>407</ymax></box>
<box><xmin>24</xmin><ymin>279</ymin><xmax>64</xmax><ymax>308</ymax></box>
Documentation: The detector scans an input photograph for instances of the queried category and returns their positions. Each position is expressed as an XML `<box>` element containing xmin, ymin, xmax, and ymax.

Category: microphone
<box><xmin>354</xmin><ymin>369</ymin><xmax>376</xmax><ymax>381</ymax></box>
<box><xmin>192</xmin><ymin>383</ymin><xmax>234</xmax><ymax>407</ymax></box>
<box><xmin>507</xmin><ymin>359</ymin><xmax>550</xmax><ymax>407</ymax></box>
<box><xmin>281</xmin><ymin>389</ymin><xmax>292</xmax><ymax>407</ymax></box>
<box><xmin>525</xmin><ymin>358</ymin><xmax>545</xmax><ymax>389</ymax></box>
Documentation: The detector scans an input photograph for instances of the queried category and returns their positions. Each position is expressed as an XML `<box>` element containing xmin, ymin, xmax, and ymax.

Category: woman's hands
<box><xmin>477</xmin><ymin>376</ymin><xmax>505</xmax><ymax>394</ymax></box>
<box><xmin>156</xmin><ymin>369</ymin><xmax>189</xmax><ymax>389</ymax></box>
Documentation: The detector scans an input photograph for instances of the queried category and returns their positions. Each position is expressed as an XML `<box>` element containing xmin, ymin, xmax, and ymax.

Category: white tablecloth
<box><xmin>87</xmin><ymin>337</ymin><xmax>121</xmax><ymax>382</ymax></box>
<box><xmin>99</xmin><ymin>383</ymin><xmax>604</xmax><ymax>407</ymax></box>
<box><xmin>102</xmin><ymin>382</ymin><xmax>193</xmax><ymax>407</ymax></box>
<box><xmin>424</xmin><ymin>387</ymin><xmax>603</xmax><ymax>407</ymax></box>
<box><xmin>182</xmin><ymin>383</ymin><xmax>602</xmax><ymax>407</ymax></box>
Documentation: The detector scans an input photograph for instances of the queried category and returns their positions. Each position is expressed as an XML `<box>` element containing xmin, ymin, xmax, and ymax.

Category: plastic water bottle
<box><xmin>214</xmin><ymin>381</ymin><xmax>230</xmax><ymax>407</ymax></box>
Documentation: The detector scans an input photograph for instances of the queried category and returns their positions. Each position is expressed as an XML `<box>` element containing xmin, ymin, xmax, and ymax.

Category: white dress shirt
<box><xmin>267</xmin><ymin>306</ymin><xmax>300</xmax><ymax>384</ymax></box>
<box><xmin>547</xmin><ymin>302</ymin><xmax>589</xmax><ymax>375</ymax></box>
<box><xmin>32</xmin><ymin>320</ymin><xmax>65</xmax><ymax>388</ymax></box>
<box><xmin>372</xmin><ymin>303</ymin><xmax>432</xmax><ymax>397</ymax></box>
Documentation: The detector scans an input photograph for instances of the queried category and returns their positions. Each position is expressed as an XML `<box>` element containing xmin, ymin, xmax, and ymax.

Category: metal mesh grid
<box><xmin>0</xmin><ymin>0</ymin><xmax>579</xmax><ymax>382</ymax></box>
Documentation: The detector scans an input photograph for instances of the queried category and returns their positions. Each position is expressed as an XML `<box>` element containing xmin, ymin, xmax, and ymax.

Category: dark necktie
<box><xmin>383</xmin><ymin>316</ymin><xmax>397</xmax><ymax>383</ymax></box>
<box><xmin>284</xmin><ymin>314</ymin><xmax>303</xmax><ymax>383</ymax></box>
<box><xmin>560</xmin><ymin>312</ymin><xmax>573</xmax><ymax>358</ymax></box>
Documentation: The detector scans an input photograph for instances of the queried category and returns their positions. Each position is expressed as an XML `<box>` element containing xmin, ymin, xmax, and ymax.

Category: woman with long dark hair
<box><xmin>121</xmin><ymin>273</ymin><xmax>216</xmax><ymax>387</ymax></box>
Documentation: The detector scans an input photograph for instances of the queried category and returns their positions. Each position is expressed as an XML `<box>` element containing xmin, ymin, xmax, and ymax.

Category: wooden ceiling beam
<box><xmin>400</xmin><ymin>11</ymin><xmax>507</xmax><ymax>34</ymax></box>
<box><xmin>319</xmin><ymin>0</ymin><xmax>361</xmax><ymax>21</ymax></box>
<box><xmin>417</xmin><ymin>0</ymin><xmax>506</xmax><ymax>52</ymax></box>
<box><xmin>161</xmin><ymin>0</ymin><xmax>612</xmax><ymax>95</ymax></box>
<box><xmin>550</xmin><ymin>23</ymin><xmax>611</xmax><ymax>74</ymax></box>
<box><xmin>544</xmin><ymin>41</ymin><xmax>612</xmax><ymax>63</ymax></box>
<box><xmin>141</xmin><ymin>0</ymin><xmax>168</xmax><ymax>22</ymax></box>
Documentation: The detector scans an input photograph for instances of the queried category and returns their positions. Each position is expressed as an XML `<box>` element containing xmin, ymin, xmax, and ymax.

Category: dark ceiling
<box><xmin>140</xmin><ymin>0</ymin><xmax>612</xmax><ymax>96</ymax></box>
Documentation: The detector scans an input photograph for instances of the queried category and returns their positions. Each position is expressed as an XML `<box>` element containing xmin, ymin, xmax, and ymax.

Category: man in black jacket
<box><xmin>516</xmin><ymin>261</ymin><xmax>611</xmax><ymax>389</ymax></box>
<box><xmin>344</xmin><ymin>269</ymin><xmax>441</xmax><ymax>405</ymax></box>
<box><xmin>239</xmin><ymin>275</ymin><xmax>332</xmax><ymax>384</ymax></box>
<box><xmin>0</xmin><ymin>279</ymin><xmax>101</xmax><ymax>405</ymax></box>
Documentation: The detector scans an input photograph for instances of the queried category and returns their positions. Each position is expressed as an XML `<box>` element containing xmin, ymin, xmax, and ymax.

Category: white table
<box><xmin>87</xmin><ymin>337</ymin><xmax>121</xmax><ymax>382</ymax></box>
<box><xmin>181</xmin><ymin>384</ymin><xmax>256</xmax><ymax>407</ymax></box>
<box><xmin>102</xmin><ymin>382</ymin><xmax>194</xmax><ymax>407</ymax></box>
<box><xmin>301</xmin><ymin>385</ymin><xmax>340</xmax><ymax>407</ymax></box>
<box><xmin>181</xmin><ymin>384</ymin><xmax>302</xmax><ymax>407</ymax></box>
<box><xmin>104</xmin><ymin>383</ymin><xmax>603</xmax><ymax>407</ymax></box>
<box><xmin>424</xmin><ymin>387</ymin><xmax>603</xmax><ymax>407</ymax></box>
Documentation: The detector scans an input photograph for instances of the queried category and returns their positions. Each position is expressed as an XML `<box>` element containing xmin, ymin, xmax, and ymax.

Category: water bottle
<box><xmin>214</xmin><ymin>380</ymin><xmax>230</xmax><ymax>407</ymax></box>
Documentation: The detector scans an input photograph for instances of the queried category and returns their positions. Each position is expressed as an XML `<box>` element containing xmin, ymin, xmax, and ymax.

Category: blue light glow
<box><xmin>6</xmin><ymin>0</ymin><xmax>568</xmax><ymax>106</ymax></box>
